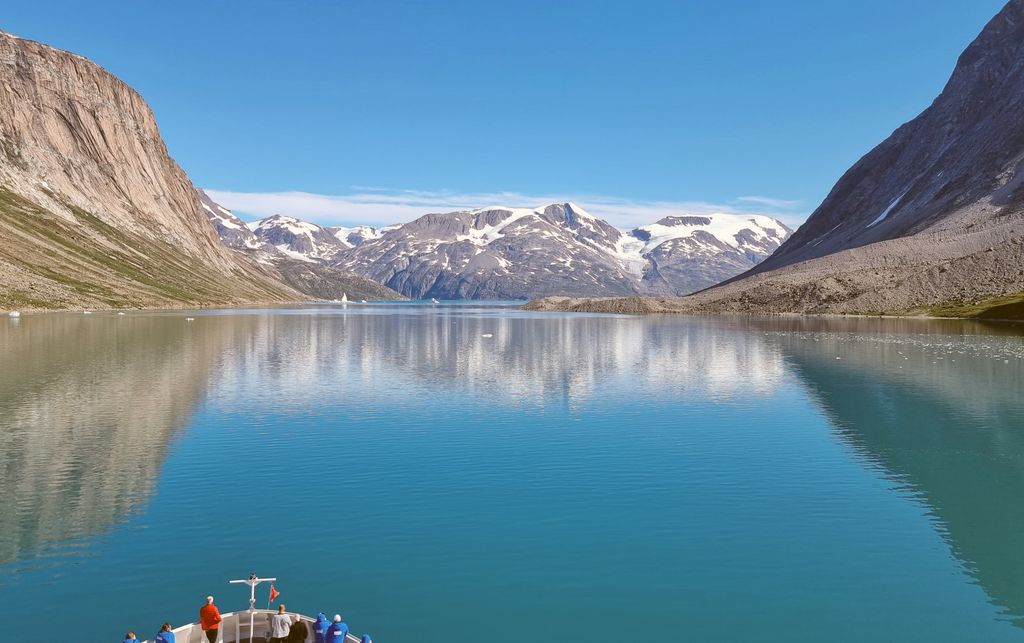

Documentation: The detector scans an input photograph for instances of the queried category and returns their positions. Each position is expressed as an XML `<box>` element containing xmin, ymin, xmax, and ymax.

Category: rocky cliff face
<box><xmin>0</xmin><ymin>31</ymin><xmax>296</xmax><ymax>310</ymax></box>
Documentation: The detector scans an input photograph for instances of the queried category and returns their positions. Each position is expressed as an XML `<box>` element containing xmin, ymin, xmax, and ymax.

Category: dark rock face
<box><xmin>749</xmin><ymin>0</ymin><xmax>1024</xmax><ymax>277</ymax></box>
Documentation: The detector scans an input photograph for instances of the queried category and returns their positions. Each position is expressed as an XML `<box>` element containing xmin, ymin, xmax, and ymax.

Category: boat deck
<box><xmin>143</xmin><ymin>610</ymin><xmax>362</xmax><ymax>643</ymax></box>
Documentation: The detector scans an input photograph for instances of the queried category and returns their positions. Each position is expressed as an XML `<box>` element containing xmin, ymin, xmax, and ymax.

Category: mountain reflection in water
<box><xmin>1</xmin><ymin>306</ymin><xmax>1022</xmax><ymax>641</ymax></box>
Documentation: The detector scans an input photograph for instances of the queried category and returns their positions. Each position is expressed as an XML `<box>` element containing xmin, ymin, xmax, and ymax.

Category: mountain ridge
<box><xmin>209</xmin><ymin>198</ymin><xmax>790</xmax><ymax>300</ymax></box>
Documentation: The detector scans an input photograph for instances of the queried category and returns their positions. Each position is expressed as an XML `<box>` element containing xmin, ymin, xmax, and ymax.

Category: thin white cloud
<box><xmin>204</xmin><ymin>188</ymin><xmax>809</xmax><ymax>230</ymax></box>
<box><xmin>736</xmin><ymin>195</ymin><xmax>804</xmax><ymax>209</ymax></box>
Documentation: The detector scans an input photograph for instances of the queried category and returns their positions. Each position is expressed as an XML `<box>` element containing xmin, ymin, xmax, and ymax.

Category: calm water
<box><xmin>2</xmin><ymin>304</ymin><xmax>1024</xmax><ymax>642</ymax></box>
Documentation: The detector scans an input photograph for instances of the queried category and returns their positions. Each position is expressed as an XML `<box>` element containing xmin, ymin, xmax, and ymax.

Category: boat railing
<box><xmin>141</xmin><ymin>609</ymin><xmax>361</xmax><ymax>643</ymax></box>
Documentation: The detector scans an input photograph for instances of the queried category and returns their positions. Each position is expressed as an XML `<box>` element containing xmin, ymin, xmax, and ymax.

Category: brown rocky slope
<box><xmin>0</xmin><ymin>31</ymin><xmax>298</xmax><ymax>310</ymax></box>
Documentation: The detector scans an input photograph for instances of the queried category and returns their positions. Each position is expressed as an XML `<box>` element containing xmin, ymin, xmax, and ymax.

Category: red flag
<box><xmin>269</xmin><ymin>584</ymin><xmax>280</xmax><ymax>602</ymax></box>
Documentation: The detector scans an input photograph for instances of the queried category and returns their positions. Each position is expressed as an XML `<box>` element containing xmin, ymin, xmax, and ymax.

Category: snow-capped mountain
<box><xmin>201</xmin><ymin>191</ymin><xmax>790</xmax><ymax>300</ymax></box>
<box><xmin>332</xmin><ymin>204</ymin><xmax>791</xmax><ymax>299</ymax></box>
<box><xmin>334</xmin><ymin>203</ymin><xmax>645</xmax><ymax>299</ymax></box>
<box><xmin>628</xmin><ymin>214</ymin><xmax>791</xmax><ymax>295</ymax></box>
<box><xmin>249</xmin><ymin>215</ymin><xmax>349</xmax><ymax>262</ymax></box>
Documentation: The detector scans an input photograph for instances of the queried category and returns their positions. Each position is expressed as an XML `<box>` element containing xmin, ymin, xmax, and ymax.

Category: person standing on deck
<box><xmin>199</xmin><ymin>596</ymin><xmax>222</xmax><ymax>643</ymax></box>
<box><xmin>313</xmin><ymin>612</ymin><xmax>331</xmax><ymax>643</ymax></box>
<box><xmin>326</xmin><ymin>614</ymin><xmax>349</xmax><ymax>642</ymax></box>
<box><xmin>287</xmin><ymin>614</ymin><xmax>310</xmax><ymax>642</ymax></box>
<box><xmin>155</xmin><ymin>623</ymin><xmax>176</xmax><ymax>643</ymax></box>
<box><xmin>269</xmin><ymin>604</ymin><xmax>292</xmax><ymax>642</ymax></box>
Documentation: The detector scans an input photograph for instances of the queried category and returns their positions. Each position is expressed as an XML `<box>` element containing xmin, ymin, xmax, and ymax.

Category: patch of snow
<box><xmin>274</xmin><ymin>244</ymin><xmax>317</xmax><ymax>262</ymax></box>
<box><xmin>866</xmin><ymin>190</ymin><xmax>910</xmax><ymax>228</ymax></box>
<box><xmin>630</xmin><ymin>213</ymin><xmax>785</xmax><ymax>255</ymax></box>
<box><xmin>331</xmin><ymin>224</ymin><xmax>385</xmax><ymax>248</ymax></box>
<box><xmin>254</xmin><ymin>215</ymin><xmax>324</xmax><ymax>238</ymax></box>
<box><xmin>458</xmin><ymin>207</ymin><xmax>539</xmax><ymax>245</ymax></box>
<box><xmin>202</xmin><ymin>202</ymin><xmax>243</xmax><ymax>230</ymax></box>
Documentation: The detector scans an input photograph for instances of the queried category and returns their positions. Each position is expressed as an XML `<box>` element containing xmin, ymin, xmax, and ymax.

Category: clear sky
<box><xmin>4</xmin><ymin>0</ymin><xmax>1008</xmax><ymax>228</ymax></box>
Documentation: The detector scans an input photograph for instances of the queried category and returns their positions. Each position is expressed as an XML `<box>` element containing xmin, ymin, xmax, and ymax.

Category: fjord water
<box><xmin>1</xmin><ymin>306</ymin><xmax>1023</xmax><ymax>642</ymax></box>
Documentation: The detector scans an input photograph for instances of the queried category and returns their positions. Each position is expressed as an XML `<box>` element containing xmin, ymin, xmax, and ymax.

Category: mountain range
<box><xmin>205</xmin><ymin>198</ymin><xmax>791</xmax><ymax>300</ymax></box>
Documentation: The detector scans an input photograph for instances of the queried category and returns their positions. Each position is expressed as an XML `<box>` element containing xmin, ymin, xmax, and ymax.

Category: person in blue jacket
<box><xmin>155</xmin><ymin>623</ymin><xmax>176</xmax><ymax>643</ymax></box>
<box><xmin>313</xmin><ymin>612</ymin><xmax>331</xmax><ymax>643</ymax></box>
<box><xmin>123</xmin><ymin>632</ymin><xmax>138</xmax><ymax>643</ymax></box>
<box><xmin>326</xmin><ymin>614</ymin><xmax>349</xmax><ymax>641</ymax></box>
<box><xmin>361</xmin><ymin>635</ymin><xmax>372</xmax><ymax>643</ymax></box>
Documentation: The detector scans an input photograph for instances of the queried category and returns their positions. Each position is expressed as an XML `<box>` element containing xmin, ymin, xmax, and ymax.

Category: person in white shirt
<box><xmin>268</xmin><ymin>604</ymin><xmax>291</xmax><ymax>643</ymax></box>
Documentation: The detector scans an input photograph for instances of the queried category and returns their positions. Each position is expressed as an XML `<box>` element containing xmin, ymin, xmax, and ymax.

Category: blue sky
<box><xmin>4</xmin><ymin>0</ymin><xmax>1007</xmax><ymax>228</ymax></box>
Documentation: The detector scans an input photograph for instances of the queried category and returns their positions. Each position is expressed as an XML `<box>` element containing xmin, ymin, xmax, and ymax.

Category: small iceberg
<box><xmin>186</xmin><ymin>317</ymin><xmax>196</xmax><ymax>322</ymax></box>
<box><xmin>431</xmin><ymin>298</ymin><xmax>439</xmax><ymax>304</ymax></box>
<box><xmin>8</xmin><ymin>311</ymin><xmax>21</xmax><ymax>318</ymax></box>
<box><xmin>341</xmin><ymin>293</ymin><xmax>348</xmax><ymax>304</ymax></box>
<box><xmin>361</xmin><ymin>299</ymin><xmax>368</xmax><ymax>303</ymax></box>
<box><xmin>482</xmin><ymin>333</ymin><xmax>493</xmax><ymax>338</ymax></box>
<box><xmin>83</xmin><ymin>310</ymin><xmax>93</xmax><ymax>315</ymax></box>
<box><xmin>117</xmin><ymin>312</ymin><xmax>125</xmax><ymax>316</ymax></box>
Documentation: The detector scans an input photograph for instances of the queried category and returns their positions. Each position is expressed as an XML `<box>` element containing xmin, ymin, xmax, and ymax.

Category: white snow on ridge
<box><xmin>330</xmin><ymin>224</ymin><xmax>387</xmax><ymax>247</ymax></box>
<box><xmin>253</xmin><ymin>215</ymin><xmax>325</xmax><ymax>237</ymax></box>
<box><xmin>201</xmin><ymin>201</ymin><xmax>243</xmax><ymax>230</ymax></box>
<box><xmin>458</xmin><ymin>207</ymin><xmax>542</xmax><ymax>246</ymax></box>
<box><xmin>630</xmin><ymin>213</ymin><xmax>786</xmax><ymax>255</ymax></box>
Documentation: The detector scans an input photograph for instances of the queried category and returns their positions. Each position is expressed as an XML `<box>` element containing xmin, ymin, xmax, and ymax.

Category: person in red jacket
<box><xmin>199</xmin><ymin>595</ymin><xmax>222</xmax><ymax>643</ymax></box>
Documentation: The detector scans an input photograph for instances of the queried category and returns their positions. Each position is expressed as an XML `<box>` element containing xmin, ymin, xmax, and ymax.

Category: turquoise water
<box><xmin>1</xmin><ymin>304</ymin><xmax>1024</xmax><ymax>642</ymax></box>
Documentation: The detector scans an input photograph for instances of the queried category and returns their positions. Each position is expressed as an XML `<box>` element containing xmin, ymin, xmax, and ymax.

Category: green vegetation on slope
<box><xmin>0</xmin><ymin>188</ymin><xmax>294</xmax><ymax>310</ymax></box>
<box><xmin>930</xmin><ymin>291</ymin><xmax>1024</xmax><ymax>321</ymax></box>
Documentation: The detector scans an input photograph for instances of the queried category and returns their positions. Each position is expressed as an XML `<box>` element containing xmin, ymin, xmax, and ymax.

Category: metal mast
<box><xmin>229</xmin><ymin>573</ymin><xmax>277</xmax><ymax>643</ymax></box>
